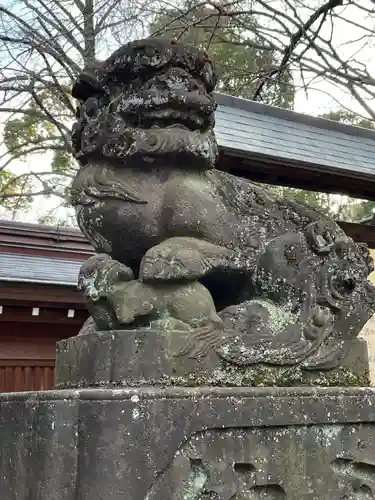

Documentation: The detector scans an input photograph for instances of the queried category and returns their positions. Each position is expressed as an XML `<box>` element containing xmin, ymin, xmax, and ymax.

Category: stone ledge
<box><xmin>2</xmin><ymin>386</ymin><xmax>375</xmax><ymax>425</ymax></box>
<box><xmin>2</xmin><ymin>386</ymin><xmax>375</xmax><ymax>499</ymax></box>
<box><xmin>2</xmin><ymin>385</ymin><xmax>375</xmax><ymax>401</ymax></box>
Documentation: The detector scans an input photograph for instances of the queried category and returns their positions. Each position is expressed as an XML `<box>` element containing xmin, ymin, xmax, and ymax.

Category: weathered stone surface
<box><xmin>0</xmin><ymin>393</ymin><xmax>78</xmax><ymax>499</ymax></box>
<box><xmin>55</xmin><ymin>331</ymin><xmax>370</xmax><ymax>389</ymax></box>
<box><xmin>2</xmin><ymin>387</ymin><xmax>375</xmax><ymax>499</ymax></box>
<box><xmin>69</xmin><ymin>37</ymin><xmax>375</xmax><ymax>377</ymax></box>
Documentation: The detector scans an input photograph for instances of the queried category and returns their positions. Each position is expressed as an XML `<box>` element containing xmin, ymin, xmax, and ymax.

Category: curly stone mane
<box><xmin>70</xmin><ymin>37</ymin><xmax>219</xmax><ymax>168</ymax></box>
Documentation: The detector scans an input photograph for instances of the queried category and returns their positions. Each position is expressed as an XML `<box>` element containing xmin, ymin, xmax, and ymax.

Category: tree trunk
<box><xmin>83</xmin><ymin>0</ymin><xmax>96</xmax><ymax>65</ymax></box>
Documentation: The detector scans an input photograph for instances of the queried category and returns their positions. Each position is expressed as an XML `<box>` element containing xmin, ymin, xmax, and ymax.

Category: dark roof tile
<box><xmin>215</xmin><ymin>94</ymin><xmax>375</xmax><ymax>177</ymax></box>
<box><xmin>0</xmin><ymin>253</ymin><xmax>82</xmax><ymax>286</ymax></box>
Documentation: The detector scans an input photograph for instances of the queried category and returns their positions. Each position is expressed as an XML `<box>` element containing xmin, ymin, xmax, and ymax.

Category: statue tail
<box><xmin>174</xmin><ymin>322</ymin><xmax>224</xmax><ymax>360</ymax></box>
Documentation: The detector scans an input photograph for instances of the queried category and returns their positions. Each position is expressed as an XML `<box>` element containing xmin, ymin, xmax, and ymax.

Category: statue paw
<box><xmin>139</xmin><ymin>244</ymin><xmax>205</xmax><ymax>282</ymax></box>
<box><xmin>78</xmin><ymin>253</ymin><xmax>134</xmax><ymax>301</ymax></box>
<box><xmin>139</xmin><ymin>237</ymin><xmax>231</xmax><ymax>282</ymax></box>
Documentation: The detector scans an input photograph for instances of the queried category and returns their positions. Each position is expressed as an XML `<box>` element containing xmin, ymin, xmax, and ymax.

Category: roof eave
<box><xmin>215</xmin><ymin>92</ymin><xmax>375</xmax><ymax>141</ymax></box>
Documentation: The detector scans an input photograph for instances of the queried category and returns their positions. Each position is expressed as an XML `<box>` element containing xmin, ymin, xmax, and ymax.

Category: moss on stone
<box><xmin>71</xmin><ymin>363</ymin><xmax>368</xmax><ymax>389</ymax></box>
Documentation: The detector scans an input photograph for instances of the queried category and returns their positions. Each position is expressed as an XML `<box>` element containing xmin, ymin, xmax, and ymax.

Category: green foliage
<box><xmin>0</xmin><ymin>88</ymin><xmax>75</xmax><ymax>209</ymax></box>
<box><xmin>3</xmin><ymin>89</ymin><xmax>72</xmax><ymax>161</ymax></box>
<box><xmin>0</xmin><ymin>170</ymin><xmax>32</xmax><ymax>212</ymax></box>
<box><xmin>338</xmin><ymin>200</ymin><xmax>375</xmax><ymax>222</ymax></box>
<box><xmin>320</xmin><ymin>110</ymin><xmax>375</xmax><ymax>130</ymax></box>
<box><xmin>150</xmin><ymin>4</ymin><xmax>294</xmax><ymax>108</ymax></box>
<box><xmin>51</xmin><ymin>150</ymin><xmax>75</xmax><ymax>173</ymax></box>
<box><xmin>267</xmin><ymin>186</ymin><xmax>334</xmax><ymax>217</ymax></box>
<box><xmin>38</xmin><ymin>213</ymin><xmax>77</xmax><ymax>227</ymax></box>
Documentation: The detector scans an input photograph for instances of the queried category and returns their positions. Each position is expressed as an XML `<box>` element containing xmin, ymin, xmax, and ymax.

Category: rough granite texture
<box><xmin>55</xmin><ymin>332</ymin><xmax>370</xmax><ymax>389</ymax></box>
<box><xmin>2</xmin><ymin>387</ymin><xmax>375</xmax><ymax>499</ymax></box>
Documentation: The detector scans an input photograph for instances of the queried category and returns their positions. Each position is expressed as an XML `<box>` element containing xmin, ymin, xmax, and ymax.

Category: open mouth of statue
<box><xmin>113</xmin><ymin>90</ymin><xmax>215</xmax><ymax>132</ymax></box>
<box><xmin>132</xmin><ymin>110</ymin><xmax>210</xmax><ymax>131</ymax></box>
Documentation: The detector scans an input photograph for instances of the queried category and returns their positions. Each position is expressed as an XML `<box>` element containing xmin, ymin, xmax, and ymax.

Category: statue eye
<box><xmin>84</xmin><ymin>97</ymin><xmax>100</xmax><ymax>118</ymax></box>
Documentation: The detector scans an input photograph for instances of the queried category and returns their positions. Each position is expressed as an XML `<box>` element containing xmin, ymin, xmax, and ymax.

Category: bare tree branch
<box><xmin>0</xmin><ymin>0</ymin><xmax>152</xmax><ymax>210</ymax></box>
<box><xmin>253</xmin><ymin>0</ymin><xmax>344</xmax><ymax>100</ymax></box>
<box><xmin>95</xmin><ymin>0</ymin><xmax>123</xmax><ymax>33</ymax></box>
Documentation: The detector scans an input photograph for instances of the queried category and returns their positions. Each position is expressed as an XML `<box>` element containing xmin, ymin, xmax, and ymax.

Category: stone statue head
<box><xmin>71</xmin><ymin>37</ymin><xmax>219</xmax><ymax>169</ymax></box>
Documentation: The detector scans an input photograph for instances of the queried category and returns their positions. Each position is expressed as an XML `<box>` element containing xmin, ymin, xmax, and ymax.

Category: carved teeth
<box><xmin>147</xmin><ymin>123</ymin><xmax>191</xmax><ymax>131</ymax></box>
<box><xmin>165</xmin><ymin>123</ymin><xmax>190</xmax><ymax>130</ymax></box>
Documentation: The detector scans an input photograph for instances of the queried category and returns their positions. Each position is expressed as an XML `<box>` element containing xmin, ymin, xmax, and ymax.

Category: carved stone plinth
<box><xmin>2</xmin><ymin>387</ymin><xmax>375</xmax><ymax>499</ymax></box>
<box><xmin>55</xmin><ymin>330</ymin><xmax>370</xmax><ymax>389</ymax></box>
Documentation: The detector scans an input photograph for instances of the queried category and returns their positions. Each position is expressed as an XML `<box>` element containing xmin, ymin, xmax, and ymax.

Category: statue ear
<box><xmin>71</xmin><ymin>63</ymin><xmax>104</xmax><ymax>101</ymax></box>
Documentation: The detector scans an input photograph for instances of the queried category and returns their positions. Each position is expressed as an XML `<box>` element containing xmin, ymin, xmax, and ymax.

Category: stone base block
<box><xmin>2</xmin><ymin>387</ymin><xmax>375</xmax><ymax>499</ymax></box>
<box><xmin>55</xmin><ymin>331</ymin><xmax>370</xmax><ymax>388</ymax></box>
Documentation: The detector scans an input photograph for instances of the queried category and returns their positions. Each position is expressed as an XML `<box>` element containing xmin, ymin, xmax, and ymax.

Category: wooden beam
<box><xmin>0</xmin><ymin>282</ymin><xmax>85</xmax><ymax>307</ymax></box>
<box><xmin>338</xmin><ymin>222</ymin><xmax>375</xmax><ymax>247</ymax></box>
<box><xmin>218</xmin><ymin>151</ymin><xmax>375</xmax><ymax>200</ymax></box>
<box><xmin>0</xmin><ymin>321</ymin><xmax>83</xmax><ymax>339</ymax></box>
<box><xmin>0</xmin><ymin>359</ymin><xmax>55</xmax><ymax>366</ymax></box>
<box><xmin>0</xmin><ymin>306</ymin><xmax>87</xmax><ymax>325</ymax></box>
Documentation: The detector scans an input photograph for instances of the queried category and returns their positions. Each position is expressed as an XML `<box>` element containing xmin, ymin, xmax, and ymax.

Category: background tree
<box><xmin>150</xmin><ymin>1</ymin><xmax>375</xmax><ymax>223</ymax></box>
<box><xmin>151</xmin><ymin>2</ymin><xmax>294</xmax><ymax>107</ymax></box>
<box><xmin>0</xmin><ymin>0</ymin><xmax>149</xmax><ymax>211</ymax></box>
<box><xmin>150</xmin><ymin>0</ymin><xmax>375</xmax><ymax>121</ymax></box>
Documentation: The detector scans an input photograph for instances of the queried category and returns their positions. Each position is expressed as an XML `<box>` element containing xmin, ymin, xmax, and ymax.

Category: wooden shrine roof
<box><xmin>0</xmin><ymin>252</ymin><xmax>84</xmax><ymax>287</ymax></box>
<box><xmin>215</xmin><ymin>94</ymin><xmax>375</xmax><ymax>198</ymax></box>
<box><xmin>0</xmin><ymin>220</ymin><xmax>92</xmax><ymax>259</ymax></box>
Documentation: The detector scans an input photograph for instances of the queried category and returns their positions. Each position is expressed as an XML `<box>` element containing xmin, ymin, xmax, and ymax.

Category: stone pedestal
<box><xmin>1</xmin><ymin>329</ymin><xmax>375</xmax><ymax>499</ymax></box>
<box><xmin>55</xmin><ymin>331</ymin><xmax>370</xmax><ymax>389</ymax></box>
<box><xmin>2</xmin><ymin>386</ymin><xmax>375</xmax><ymax>499</ymax></box>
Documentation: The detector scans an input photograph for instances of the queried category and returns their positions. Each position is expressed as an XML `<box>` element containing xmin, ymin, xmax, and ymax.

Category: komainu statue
<box><xmin>70</xmin><ymin>37</ymin><xmax>375</xmax><ymax>374</ymax></box>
